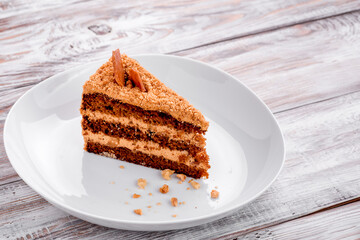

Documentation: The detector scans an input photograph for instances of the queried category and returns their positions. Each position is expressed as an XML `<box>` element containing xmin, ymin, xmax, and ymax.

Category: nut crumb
<box><xmin>186</xmin><ymin>187</ymin><xmax>190</xmax><ymax>190</ymax></box>
<box><xmin>137</xmin><ymin>178</ymin><xmax>147</xmax><ymax>189</ymax></box>
<box><xmin>119</xmin><ymin>165</ymin><xmax>125</xmax><ymax>169</ymax></box>
<box><xmin>188</xmin><ymin>179</ymin><xmax>193</xmax><ymax>183</ymax></box>
<box><xmin>148</xmin><ymin>193</ymin><xmax>152</xmax><ymax>196</ymax></box>
<box><xmin>172</xmin><ymin>214</ymin><xmax>177</xmax><ymax>218</ymax></box>
<box><xmin>159</xmin><ymin>184</ymin><xmax>169</xmax><ymax>194</ymax></box>
<box><xmin>190</xmin><ymin>180</ymin><xmax>200</xmax><ymax>189</ymax></box>
<box><xmin>134</xmin><ymin>209</ymin><xmax>142</xmax><ymax>215</ymax></box>
<box><xmin>171</xmin><ymin>197</ymin><xmax>178</xmax><ymax>207</ymax></box>
<box><xmin>132</xmin><ymin>193</ymin><xmax>141</xmax><ymax>198</ymax></box>
<box><xmin>156</xmin><ymin>202</ymin><xmax>162</xmax><ymax>206</ymax></box>
<box><xmin>161</xmin><ymin>169</ymin><xmax>175</xmax><ymax>180</ymax></box>
<box><xmin>176</xmin><ymin>174</ymin><xmax>186</xmax><ymax>182</ymax></box>
<box><xmin>211</xmin><ymin>190</ymin><xmax>219</xmax><ymax>199</ymax></box>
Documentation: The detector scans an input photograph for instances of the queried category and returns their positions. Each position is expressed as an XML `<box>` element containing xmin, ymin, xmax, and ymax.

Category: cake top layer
<box><xmin>83</xmin><ymin>54</ymin><xmax>209</xmax><ymax>131</ymax></box>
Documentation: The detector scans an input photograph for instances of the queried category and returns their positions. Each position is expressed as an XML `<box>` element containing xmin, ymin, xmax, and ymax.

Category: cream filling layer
<box><xmin>81</xmin><ymin>109</ymin><xmax>205</xmax><ymax>147</ymax></box>
<box><xmin>84</xmin><ymin>130</ymin><xmax>206</xmax><ymax>168</ymax></box>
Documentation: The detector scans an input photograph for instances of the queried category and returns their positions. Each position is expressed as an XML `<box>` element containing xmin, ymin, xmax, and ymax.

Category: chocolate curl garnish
<box><xmin>129</xmin><ymin>68</ymin><xmax>146</xmax><ymax>92</ymax></box>
<box><xmin>112</xmin><ymin>49</ymin><xmax>125</xmax><ymax>86</ymax></box>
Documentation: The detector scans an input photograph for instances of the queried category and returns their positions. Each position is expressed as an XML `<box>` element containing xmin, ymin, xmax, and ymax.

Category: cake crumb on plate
<box><xmin>156</xmin><ymin>202</ymin><xmax>162</xmax><ymax>206</ymax></box>
<box><xmin>176</xmin><ymin>174</ymin><xmax>186</xmax><ymax>182</ymax></box>
<box><xmin>211</xmin><ymin>190</ymin><xmax>220</xmax><ymax>199</ymax></box>
<box><xmin>172</xmin><ymin>214</ymin><xmax>177</xmax><ymax>218</ymax></box>
<box><xmin>148</xmin><ymin>193</ymin><xmax>152</xmax><ymax>196</ymax></box>
<box><xmin>161</xmin><ymin>169</ymin><xmax>175</xmax><ymax>180</ymax></box>
<box><xmin>171</xmin><ymin>197</ymin><xmax>178</xmax><ymax>207</ymax></box>
<box><xmin>159</xmin><ymin>184</ymin><xmax>169</xmax><ymax>194</ymax></box>
<box><xmin>190</xmin><ymin>180</ymin><xmax>200</xmax><ymax>189</ymax></box>
<box><xmin>134</xmin><ymin>209</ymin><xmax>142</xmax><ymax>215</ymax></box>
<box><xmin>137</xmin><ymin>178</ymin><xmax>147</xmax><ymax>189</ymax></box>
<box><xmin>119</xmin><ymin>165</ymin><xmax>125</xmax><ymax>169</ymax></box>
<box><xmin>132</xmin><ymin>193</ymin><xmax>141</xmax><ymax>198</ymax></box>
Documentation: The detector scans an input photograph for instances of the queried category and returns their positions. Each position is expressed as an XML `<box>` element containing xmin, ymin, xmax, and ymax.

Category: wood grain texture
<box><xmin>1</xmin><ymin>0</ymin><xmax>360</xmax><ymax>93</ymax></box>
<box><xmin>237</xmin><ymin>201</ymin><xmax>360</xmax><ymax>240</ymax></box>
<box><xmin>2</xmin><ymin>1</ymin><xmax>360</xmax><ymax>239</ymax></box>
<box><xmin>2</xmin><ymin>8</ymin><xmax>360</xmax><ymax>119</ymax></box>
<box><xmin>1</xmin><ymin>90</ymin><xmax>359</xmax><ymax>239</ymax></box>
<box><xmin>178</xmin><ymin>11</ymin><xmax>360</xmax><ymax>113</ymax></box>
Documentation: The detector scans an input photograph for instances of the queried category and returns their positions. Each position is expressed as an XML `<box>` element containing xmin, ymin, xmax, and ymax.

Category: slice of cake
<box><xmin>80</xmin><ymin>49</ymin><xmax>210</xmax><ymax>178</ymax></box>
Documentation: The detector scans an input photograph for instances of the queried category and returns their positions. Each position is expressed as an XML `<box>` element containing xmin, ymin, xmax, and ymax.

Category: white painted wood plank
<box><xmin>237</xmin><ymin>201</ymin><xmax>360</xmax><ymax>240</ymax></box>
<box><xmin>178</xmin><ymin>12</ymin><xmax>360</xmax><ymax>113</ymax></box>
<box><xmin>1</xmin><ymin>0</ymin><xmax>360</xmax><ymax>92</ymax></box>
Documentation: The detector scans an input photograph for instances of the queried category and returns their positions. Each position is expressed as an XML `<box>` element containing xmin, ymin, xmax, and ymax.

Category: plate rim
<box><xmin>3</xmin><ymin>54</ymin><xmax>286</xmax><ymax>228</ymax></box>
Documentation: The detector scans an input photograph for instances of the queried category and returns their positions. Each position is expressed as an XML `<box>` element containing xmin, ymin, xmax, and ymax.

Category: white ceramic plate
<box><xmin>4</xmin><ymin>54</ymin><xmax>285</xmax><ymax>231</ymax></box>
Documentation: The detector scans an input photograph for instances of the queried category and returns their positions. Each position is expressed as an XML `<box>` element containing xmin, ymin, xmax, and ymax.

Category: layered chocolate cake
<box><xmin>80</xmin><ymin>50</ymin><xmax>210</xmax><ymax>178</ymax></box>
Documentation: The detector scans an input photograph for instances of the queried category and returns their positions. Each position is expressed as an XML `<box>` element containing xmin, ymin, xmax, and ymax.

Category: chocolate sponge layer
<box><xmin>85</xmin><ymin>141</ymin><xmax>208</xmax><ymax>179</ymax></box>
<box><xmin>81</xmin><ymin>93</ymin><xmax>205</xmax><ymax>134</ymax></box>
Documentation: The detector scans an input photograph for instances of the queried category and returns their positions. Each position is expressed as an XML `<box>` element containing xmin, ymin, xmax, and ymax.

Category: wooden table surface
<box><xmin>1</xmin><ymin>0</ymin><xmax>360</xmax><ymax>239</ymax></box>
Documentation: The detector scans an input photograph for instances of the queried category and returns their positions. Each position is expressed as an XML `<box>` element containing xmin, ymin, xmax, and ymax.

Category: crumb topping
<box><xmin>83</xmin><ymin>54</ymin><xmax>209</xmax><ymax>130</ymax></box>
<box><xmin>160</xmin><ymin>184</ymin><xmax>169</xmax><ymax>194</ymax></box>
<box><xmin>161</xmin><ymin>169</ymin><xmax>175</xmax><ymax>180</ymax></box>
